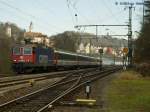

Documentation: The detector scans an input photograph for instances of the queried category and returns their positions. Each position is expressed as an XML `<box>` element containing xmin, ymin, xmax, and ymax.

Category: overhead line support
<box><xmin>75</xmin><ymin>24</ymin><xmax>128</xmax><ymax>28</ymax></box>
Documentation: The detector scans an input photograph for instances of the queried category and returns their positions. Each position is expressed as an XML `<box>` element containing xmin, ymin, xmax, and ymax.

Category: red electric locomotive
<box><xmin>12</xmin><ymin>45</ymin><xmax>55</xmax><ymax>73</ymax></box>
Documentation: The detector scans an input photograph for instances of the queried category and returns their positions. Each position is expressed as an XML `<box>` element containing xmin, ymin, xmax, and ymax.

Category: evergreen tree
<box><xmin>51</xmin><ymin>31</ymin><xmax>80</xmax><ymax>52</ymax></box>
<box><xmin>0</xmin><ymin>22</ymin><xmax>24</xmax><ymax>74</ymax></box>
<box><xmin>134</xmin><ymin>2</ymin><xmax>150</xmax><ymax>63</ymax></box>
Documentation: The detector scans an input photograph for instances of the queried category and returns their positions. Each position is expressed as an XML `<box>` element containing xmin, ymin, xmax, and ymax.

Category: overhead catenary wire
<box><xmin>0</xmin><ymin>2</ymin><xmax>56</xmax><ymax>34</ymax></box>
<box><xmin>29</xmin><ymin>0</ymin><xmax>65</xmax><ymax>31</ymax></box>
<box><xmin>102</xmin><ymin>0</ymin><xmax>121</xmax><ymax>24</ymax></box>
<box><xmin>88</xmin><ymin>0</ymin><xmax>104</xmax><ymax>23</ymax></box>
<box><xmin>66</xmin><ymin>0</ymin><xmax>76</xmax><ymax>26</ymax></box>
<box><xmin>36</xmin><ymin>0</ymin><xmax>75</xmax><ymax>25</ymax></box>
<box><xmin>0</xmin><ymin>0</ymin><xmax>62</xmax><ymax>34</ymax></box>
<box><xmin>66</xmin><ymin>0</ymin><xmax>92</xmax><ymax>24</ymax></box>
<box><xmin>34</xmin><ymin>0</ymin><xmax>76</xmax><ymax>33</ymax></box>
<box><xmin>35</xmin><ymin>0</ymin><xmax>58</xmax><ymax>17</ymax></box>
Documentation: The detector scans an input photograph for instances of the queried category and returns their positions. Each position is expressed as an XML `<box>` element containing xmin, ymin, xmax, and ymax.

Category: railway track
<box><xmin>0</xmin><ymin>66</ymin><xmax>121</xmax><ymax>112</ymax></box>
<box><xmin>0</xmin><ymin>68</ymin><xmax>98</xmax><ymax>104</ymax></box>
<box><xmin>0</xmin><ymin>68</ymin><xmax>96</xmax><ymax>88</ymax></box>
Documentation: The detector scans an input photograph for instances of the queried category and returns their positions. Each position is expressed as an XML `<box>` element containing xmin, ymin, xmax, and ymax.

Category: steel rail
<box><xmin>0</xmin><ymin>68</ymin><xmax>96</xmax><ymax>88</ymax></box>
<box><xmin>0</xmin><ymin>75</ymin><xmax>82</xmax><ymax>112</ymax></box>
<box><xmin>0</xmin><ymin>68</ymin><xmax>95</xmax><ymax>83</ymax></box>
<box><xmin>37</xmin><ymin>67</ymin><xmax>121</xmax><ymax>112</ymax></box>
<box><xmin>0</xmin><ymin>67</ymin><xmax>121</xmax><ymax>112</ymax></box>
<box><xmin>0</xmin><ymin>68</ymin><xmax>98</xmax><ymax>108</ymax></box>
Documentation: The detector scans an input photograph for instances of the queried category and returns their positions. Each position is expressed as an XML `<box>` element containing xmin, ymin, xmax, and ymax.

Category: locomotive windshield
<box><xmin>13</xmin><ymin>47</ymin><xmax>21</xmax><ymax>55</ymax></box>
<box><xmin>23</xmin><ymin>47</ymin><xmax>32</xmax><ymax>55</ymax></box>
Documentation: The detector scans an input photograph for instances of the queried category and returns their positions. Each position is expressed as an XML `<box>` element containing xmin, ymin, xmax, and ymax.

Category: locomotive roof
<box><xmin>13</xmin><ymin>44</ymin><xmax>33</xmax><ymax>47</ymax></box>
<box><xmin>12</xmin><ymin>44</ymin><xmax>53</xmax><ymax>49</ymax></box>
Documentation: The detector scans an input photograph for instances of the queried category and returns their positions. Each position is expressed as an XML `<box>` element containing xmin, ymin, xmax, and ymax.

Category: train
<box><xmin>11</xmin><ymin>44</ymin><xmax>101</xmax><ymax>73</ymax></box>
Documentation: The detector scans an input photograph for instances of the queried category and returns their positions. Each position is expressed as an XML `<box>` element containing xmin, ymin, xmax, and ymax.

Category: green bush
<box><xmin>135</xmin><ymin>63</ymin><xmax>150</xmax><ymax>77</ymax></box>
<box><xmin>0</xmin><ymin>38</ymin><xmax>13</xmax><ymax>74</ymax></box>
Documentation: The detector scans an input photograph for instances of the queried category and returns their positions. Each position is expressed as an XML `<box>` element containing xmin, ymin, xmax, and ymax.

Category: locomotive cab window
<box><xmin>13</xmin><ymin>47</ymin><xmax>21</xmax><ymax>55</ymax></box>
<box><xmin>23</xmin><ymin>47</ymin><xmax>32</xmax><ymax>55</ymax></box>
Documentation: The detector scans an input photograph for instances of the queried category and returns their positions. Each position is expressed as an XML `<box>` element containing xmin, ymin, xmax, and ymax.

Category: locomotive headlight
<box><xmin>20</xmin><ymin>56</ymin><xmax>23</xmax><ymax>59</ymax></box>
<box><xmin>13</xmin><ymin>60</ymin><xmax>16</xmax><ymax>62</ymax></box>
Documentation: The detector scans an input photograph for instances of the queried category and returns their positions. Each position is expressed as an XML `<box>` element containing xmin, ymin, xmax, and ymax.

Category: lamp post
<box><xmin>99</xmin><ymin>48</ymin><xmax>103</xmax><ymax>70</ymax></box>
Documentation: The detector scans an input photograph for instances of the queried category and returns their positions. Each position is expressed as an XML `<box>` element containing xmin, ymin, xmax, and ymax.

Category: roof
<box><xmin>55</xmin><ymin>50</ymin><xmax>99</xmax><ymax>60</ymax></box>
<box><xmin>24</xmin><ymin>32</ymin><xmax>47</xmax><ymax>38</ymax></box>
<box><xmin>12</xmin><ymin>44</ymin><xmax>52</xmax><ymax>48</ymax></box>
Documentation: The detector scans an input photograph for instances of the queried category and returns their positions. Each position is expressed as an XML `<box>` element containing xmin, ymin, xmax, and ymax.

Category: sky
<box><xmin>0</xmin><ymin>0</ymin><xmax>144</xmax><ymax>39</ymax></box>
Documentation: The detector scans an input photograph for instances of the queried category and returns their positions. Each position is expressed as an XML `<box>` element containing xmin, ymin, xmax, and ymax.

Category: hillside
<box><xmin>50</xmin><ymin>31</ymin><xmax>128</xmax><ymax>52</ymax></box>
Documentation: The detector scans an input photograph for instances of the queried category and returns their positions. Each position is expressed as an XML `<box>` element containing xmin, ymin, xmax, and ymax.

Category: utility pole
<box><xmin>89</xmin><ymin>38</ymin><xmax>92</xmax><ymax>54</ymax></box>
<box><xmin>75</xmin><ymin>24</ymin><xmax>128</xmax><ymax>55</ymax></box>
<box><xmin>143</xmin><ymin>0</ymin><xmax>145</xmax><ymax>25</ymax></box>
<box><xmin>115</xmin><ymin>1</ymin><xmax>149</xmax><ymax>67</ymax></box>
<box><xmin>127</xmin><ymin>5</ymin><xmax>134</xmax><ymax>67</ymax></box>
<box><xmin>75</xmin><ymin>25</ymin><xmax>128</xmax><ymax>41</ymax></box>
<box><xmin>144</xmin><ymin>0</ymin><xmax>150</xmax><ymax>22</ymax></box>
<box><xmin>115</xmin><ymin>1</ymin><xmax>136</xmax><ymax>67</ymax></box>
<box><xmin>75</xmin><ymin>24</ymin><xmax>128</xmax><ymax>69</ymax></box>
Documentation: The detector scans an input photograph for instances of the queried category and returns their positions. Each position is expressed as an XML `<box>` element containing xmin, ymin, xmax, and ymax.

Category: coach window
<box><xmin>13</xmin><ymin>47</ymin><xmax>21</xmax><ymax>55</ymax></box>
<box><xmin>23</xmin><ymin>47</ymin><xmax>32</xmax><ymax>55</ymax></box>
